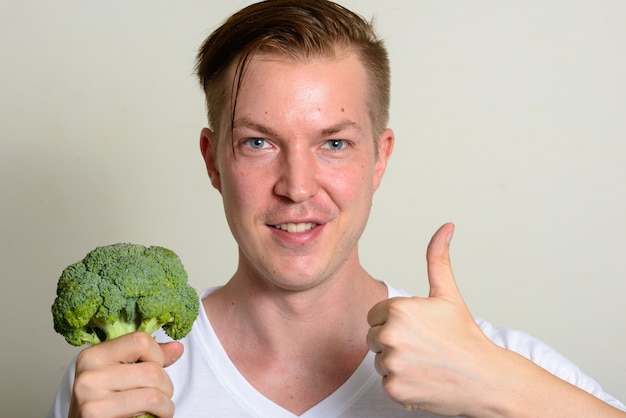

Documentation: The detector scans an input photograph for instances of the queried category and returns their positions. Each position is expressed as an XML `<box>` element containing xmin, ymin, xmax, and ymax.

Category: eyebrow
<box><xmin>232</xmin><ymin>117</ymin><xmax>363</xmax><ymax>138</ymax></box>
<box><xmin>232</xmin><ymin>118</ymin><xmax>277</xmax><ymax>137</ymax></box>
<box><xmin>321</xmin><ymin>120</ymin><xmax>363</xmax><ymax>136</ymax></box>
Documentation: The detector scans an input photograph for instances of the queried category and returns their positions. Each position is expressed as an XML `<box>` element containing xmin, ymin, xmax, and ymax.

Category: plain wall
<box><xmin>1</xmin><ymin>1</ymin><xmax>624</xmax><ymax>416</ymax></box>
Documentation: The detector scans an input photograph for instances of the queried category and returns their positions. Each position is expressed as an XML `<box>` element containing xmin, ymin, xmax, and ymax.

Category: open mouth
<box><xmin>273</xmin><ymin>222</ymin><xmax>317</xmax><ymax>233</ymax></box>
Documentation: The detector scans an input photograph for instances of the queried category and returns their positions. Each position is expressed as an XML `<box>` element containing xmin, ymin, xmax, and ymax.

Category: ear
<box><xmin>372</xmin><ymin>128</ymin><xmax>394</xmax><ymax>191</ymax></box>
<box><xmin>199</xmin><ymin>127</ymin><xmax>222</xmax><ymax>193</ymax></box>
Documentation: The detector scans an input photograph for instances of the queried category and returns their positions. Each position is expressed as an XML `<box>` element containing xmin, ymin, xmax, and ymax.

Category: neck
<box><xmin>202</xmin><ymin>265</ymin><xmax>387</xmax><ymax>414</ymax></box>
<box><xmin>205</xmin><ymin>264</ymin><xmax>386</xmax><ymax>355</ymax></box>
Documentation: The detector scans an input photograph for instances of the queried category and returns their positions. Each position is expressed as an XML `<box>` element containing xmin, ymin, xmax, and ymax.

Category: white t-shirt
<box><xmin>46</xmin><ymin>283</ymin><xmax>625</xmax><ymax>417</ymax></box>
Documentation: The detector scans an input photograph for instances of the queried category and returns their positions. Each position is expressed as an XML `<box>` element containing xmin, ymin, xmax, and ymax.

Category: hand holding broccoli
<box><xmin>52</xmin><ymin>243</ymin><xmax>200</xmax><ymax>418</ymax></box>
<box><xmin>68</xmin><ymin>332</ymin><xmax>182</xmax><ymax>418</ymax></box>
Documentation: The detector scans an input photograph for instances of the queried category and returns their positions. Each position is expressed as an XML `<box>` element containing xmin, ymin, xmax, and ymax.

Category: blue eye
<box><xmin>325</xmin><ymin>139</ymin><xmax>347</xmax><ymax>151</ymax></box>
<box><xmin>245</xmin><ymin>138</ymin><xmax>267</xmax><ymax>149</ymax></box>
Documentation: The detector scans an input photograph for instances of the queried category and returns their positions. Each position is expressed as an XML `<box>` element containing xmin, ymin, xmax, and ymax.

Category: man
<box><xmin>47</xmin><ymin>1</ymin><xmax>625</xmax><ymax>417</ymax></box>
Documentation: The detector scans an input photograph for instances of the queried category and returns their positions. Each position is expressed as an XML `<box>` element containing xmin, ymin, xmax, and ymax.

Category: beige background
<box><xmin>1</xmin><ymin>1</ymin><xmax>624</xmax><ymax>416</ymax></box>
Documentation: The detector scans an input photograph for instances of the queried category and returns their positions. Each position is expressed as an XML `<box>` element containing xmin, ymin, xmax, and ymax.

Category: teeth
<box><xmin>275</xmin><ymin>222</ymin><xmax>316</xmax><ymax>232</ymax></box>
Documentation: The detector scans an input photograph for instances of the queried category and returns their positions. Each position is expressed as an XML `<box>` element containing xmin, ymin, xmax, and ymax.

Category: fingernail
<box><xmin>446</xmin><ymin>225</ymin><xmax>455</xmax><ymax>244</ymax></box>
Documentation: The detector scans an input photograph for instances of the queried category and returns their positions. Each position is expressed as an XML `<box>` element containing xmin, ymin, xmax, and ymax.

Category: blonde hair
<box><xmin>195</xmin><ymin>0</ymin><xmax>390</xmax><ymax>144</ymax></box>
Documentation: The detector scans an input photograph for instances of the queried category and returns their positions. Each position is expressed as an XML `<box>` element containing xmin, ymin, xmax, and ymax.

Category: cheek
<box><xmin>219</xmin><ymin>170</ymin><xmax>259</xmax><ymax>235</ymax></box>
<box><xmin>219</xmin><ymin>163</ymin><xmax>275</xmax><ymax>219</ymax></box>
<box><xmin>221</xmin><ymin>168</ymin><xmax>256</xmax><ymax>202</ymax></box>
<box><xmin>328</xmin><ymin>165</ymin><xmax>375</xmax><ymax>209</ymax></box>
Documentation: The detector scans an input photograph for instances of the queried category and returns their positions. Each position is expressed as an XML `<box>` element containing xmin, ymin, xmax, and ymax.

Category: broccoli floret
<box><xmin>52</xmin><ymin>243</ymin><xmax>199</xmax><ymax>346</ymax></box>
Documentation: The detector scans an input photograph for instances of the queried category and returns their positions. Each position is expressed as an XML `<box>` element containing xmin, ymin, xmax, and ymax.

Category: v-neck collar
<box><xmin>196</xmin><ymin>284</ymin><xmax>392</xmax><ymax>417</ymax></box>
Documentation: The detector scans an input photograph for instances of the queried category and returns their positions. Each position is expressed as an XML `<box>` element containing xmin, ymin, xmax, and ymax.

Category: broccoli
<box><xmin>51</xmin><ymin>243</ymin><xmax>199</xmax><ymax>417</ymax></box>
<box><xmin>52</xmin><ymin>243</ymin><xmax>199</xmax><ymax>346</ymax></box>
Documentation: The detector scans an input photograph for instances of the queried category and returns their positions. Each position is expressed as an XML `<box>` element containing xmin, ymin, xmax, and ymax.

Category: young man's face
<box><xmin>201</xmin><ymin>52</ymin><xmax>393</xmax><ymax>292</ymax></box>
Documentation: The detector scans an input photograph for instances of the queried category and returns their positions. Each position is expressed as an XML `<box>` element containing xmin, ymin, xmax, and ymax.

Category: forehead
<box><xmin>229</xmin><ymin>52</ymin><xmax>372</xmax><ymax>127</ymax></box>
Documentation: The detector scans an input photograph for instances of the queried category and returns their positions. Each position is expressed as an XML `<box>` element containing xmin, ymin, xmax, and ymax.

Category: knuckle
<box><xmin>143</xmin><ymin>386</ymin><xmax>166</xmax><ymax>405</ymax></box>
<box><xmin>141</xmin><ymin>361</ymin><xmax>164</xmax><ymax>380</ymax></box>
<box><xmin>383</xmin><ymin>376</ymin><xmax>412</xmax><ymax>405</ymax></box>
<box><xmin>382</xmin><ymin>375</ymin><xmax>401</xmax><ymax>397</ymax></box>
<box><xmin>131</xmin><ymin>330</ymin><xmax>156</xmax><ymax>348</ymax></box>
<box><xmin>134</xmin><ymin>362</ymin><xmax>174</xmax><ymax>397</ymax></box>
<box><xmin>73</xmin><ymin>369</ymin><xmax>98</xmax><ymax>396</ymax></box>
<box><xmin>376</xmin><ymin>326</ymin><xmax>397</xmax><ymax>346</ymax></box>
<box><xmin>387</xmin><ymin>297</ymin><xmax>413</xmax><ymax>317</ymax></box>
<box><xmin>380</xmin><ymin>353</ymin><xmax>403</xmax><ymax>375</ymax></box>
<box><xmin>74</xmin><ymin>346</ymin><xmax>96</xmax><ymax>370</ymax></box>
<box><xmin>141</xmin><ymin>387</ymin><xmax>175</xmax><ymax>416</ymax></box>
<box><xmin>383</xmin><ymin>376</ymin><xmax>398</xmax><ymax>396</ymax></box>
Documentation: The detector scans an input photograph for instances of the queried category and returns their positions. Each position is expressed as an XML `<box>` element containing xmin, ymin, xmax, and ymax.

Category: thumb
<box><xmin>426</xmin><ymin>223</ymin><xmax>461</xmax><ymax>300</ymax></box>
<box><xmin>160</xmin><ymin>341</ymin><xmax>184</xmax><ymax>367</ymax></box>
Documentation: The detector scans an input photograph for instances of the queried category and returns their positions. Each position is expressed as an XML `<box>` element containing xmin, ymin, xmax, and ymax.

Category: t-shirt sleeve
<box><xmin>45</xmin><ymin>357</ymin><xmax>75</xmax><ymax>418</ymax></box>
<box><xmin>477</xmin><ymin>318</ymin><xmax>626</xmax><ymax>411</ymax></box>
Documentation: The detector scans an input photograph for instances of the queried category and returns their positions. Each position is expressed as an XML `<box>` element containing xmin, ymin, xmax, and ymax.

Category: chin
<box><xmin>263</xmin><ymin>273</ymin><xmax>329</xmax><ymax>293</ymax></box>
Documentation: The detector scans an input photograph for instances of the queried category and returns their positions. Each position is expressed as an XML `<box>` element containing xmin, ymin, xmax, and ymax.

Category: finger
<box><xmin>76</xmin><ymin>387</ymin><xmax>175</xmax><ymax>418</ymax></box>
<box><xmin>373</xmin><ymin>351</ymin><xmax>387</xmax><ymax>377</ymax></box>
<box><xmin>161</xmin><ymin>341</ymin><xmax>184</xmax><ymax>367</ymax></box>
<box><xmin>367</xmin><ymin>297</ymin><xmax>400</xmax><ymax>327</ymax></box>
<box><xmin>366</xmin><ymin>324</ymin><xmax>383</xmax><ymax>353</ymax></box>
<box><xmin>426</xmin><ymin>223</ymin><xmax>461</xmax><ymax>300</ymax></box>
<box><xmin>74</xmin><ymin>360</ymin><xmax>175</xmax><ymax>403</ymax></box>
<box><xmin>76</xmin><ymin>332</ymin><xmax>166</xmax><ymax>370</ymax></box>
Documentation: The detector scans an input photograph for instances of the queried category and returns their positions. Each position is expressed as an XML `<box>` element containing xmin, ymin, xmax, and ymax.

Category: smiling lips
<box><xmin>273</xmin><ymin>222</ymin><xmax>317</xmax><ymax>232</ymax></box>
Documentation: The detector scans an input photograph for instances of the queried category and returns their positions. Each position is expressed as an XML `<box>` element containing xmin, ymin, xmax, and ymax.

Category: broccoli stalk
<box><xmin>51</xmin><ymin>243</ymin><xmax>200</xmax><ymax>418</ymax></box>
<box><xmin>85</xmin><ymin>315</ymin><xmax>139</xmax><ymax>343</ymax></box>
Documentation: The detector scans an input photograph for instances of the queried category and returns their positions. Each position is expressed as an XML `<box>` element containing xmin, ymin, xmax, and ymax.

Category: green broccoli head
<box><xmin>52</xmin><ymin>243</ymin><xmax>199</xmax><ymax>346</ymax></box>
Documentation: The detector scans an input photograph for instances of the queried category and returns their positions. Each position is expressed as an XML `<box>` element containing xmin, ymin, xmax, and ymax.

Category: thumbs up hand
<box><xmin>367</xmin><ymin>223</ymin><xmax>626</xmax><ymax>417</ymax></box>
<box><xmin>366</xmin><ymin>223</ymin><xmax>503</xmax><ymax>416</ymax></box>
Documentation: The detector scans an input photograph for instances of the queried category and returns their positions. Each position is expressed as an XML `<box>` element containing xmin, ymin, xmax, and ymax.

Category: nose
<box><xmin>273</xmin><ymin>148</ymin><xmax>318</xmax><ymax>202</ymax></box>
